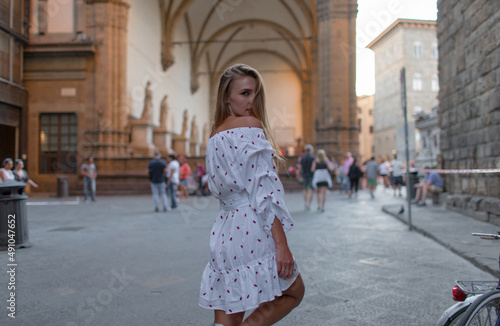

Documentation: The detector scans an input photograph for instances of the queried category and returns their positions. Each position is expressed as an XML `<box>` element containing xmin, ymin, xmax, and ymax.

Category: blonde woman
<box><xmin>311</xmin><ymin>149</ymin><xmax>335</xmax><ymax>212</ymax></box>
<box><xmin>199</xmin><ymin>64</ymin><xmax>304</xmax><ymax>326</ymax></box>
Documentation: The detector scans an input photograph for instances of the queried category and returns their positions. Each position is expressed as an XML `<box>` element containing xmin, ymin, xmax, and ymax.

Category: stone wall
<box><xmin>437</xmin><ymin>0</ymin><xmax>500</xmax><ymax>198</ymax></box>
<box><xmin>446</xmin><ymin>195</ymin><xmax>500</xmax><ymax>227</ymax></box>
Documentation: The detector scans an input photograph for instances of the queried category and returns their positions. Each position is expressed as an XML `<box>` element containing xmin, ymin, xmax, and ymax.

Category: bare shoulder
<box><xmin>221</xmin><ymin>116</ymin><xmax>263</xmax><ymax>131</ymax></box>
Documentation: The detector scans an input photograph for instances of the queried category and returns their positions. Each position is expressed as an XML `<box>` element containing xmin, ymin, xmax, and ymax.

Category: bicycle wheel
<box><xmin>458</xmin><ymin>290</ymin><xmax>500</xmax><ymax>326</ymax></box>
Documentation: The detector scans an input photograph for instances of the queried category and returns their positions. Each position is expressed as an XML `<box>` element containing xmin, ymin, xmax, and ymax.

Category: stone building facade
<box><xmin>437</xmin><ymin>0</ymin><xmax>500</xmax><ymax>221</ymax></box>
<box><xmin>367</xmin><ymin>19</ymin><xmax>439</xmax><ymax>163</ymax></box>
<box><xmin>0</xmin><ymin>0</ymin><xmax>29</xmax><ymax>163</ymax></box>
<box><xmin>414</xmin><ymin>106</ymin><xmax>440</xmax><ymax>169</ymax></box>
<box><xmin>356</xmin><ymin>94</ymin><xmax>374</xmax><ymax>162</ymax></box>
<box><xmin>1</xmin><ymin>0</ymin><xmax>358</xmax><ymax>193</ymax></box>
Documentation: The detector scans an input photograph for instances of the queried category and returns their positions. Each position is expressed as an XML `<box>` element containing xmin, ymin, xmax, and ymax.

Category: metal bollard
<box><xmin>57</xmin><ymin>176</ymin><xmax>69</xmax><ymax>198</ymax></box>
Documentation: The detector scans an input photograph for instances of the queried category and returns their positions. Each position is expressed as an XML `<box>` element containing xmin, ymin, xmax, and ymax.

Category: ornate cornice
<box><xmin>366</xmin><ymin>19</ymin><xmax>436</xmax><ymax>50</ymax></box>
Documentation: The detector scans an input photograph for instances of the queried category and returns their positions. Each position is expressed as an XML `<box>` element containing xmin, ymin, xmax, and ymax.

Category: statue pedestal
<box><xmin>153</xmin><ymin>128</ymin><xmax>173</xmax><ymax>155</ymax></box>
<box><xmin>130</xmin><ymin>120</ymin><xmax>155</xmax><ymax>156</ymax></box>
<box><xmin>173</xmin><ymin>136</ymin><xmax>189</xmax><ymax>156</ymax></box>
<box><xmin>190</xmin><ymin>141</ymin><xmax>200</xmax><ymax>157</ymax></box>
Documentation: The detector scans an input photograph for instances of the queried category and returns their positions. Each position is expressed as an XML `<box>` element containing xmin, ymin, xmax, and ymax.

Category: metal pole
<box><xmin>400</xmin><ymin>67</ymin><xmax>412</xmax><ymax>231</ymax></box>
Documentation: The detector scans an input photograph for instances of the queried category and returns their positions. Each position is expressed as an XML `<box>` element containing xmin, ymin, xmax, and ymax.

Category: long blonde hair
<box><xmin>211</xmin><ymin>64</ymin><xmax>284</xmax><ymax>165</ymax></box>
<box><xmin>316</xmin><ymin>149</ymin><xmax>326</xmax><ymax>163</ymax></box>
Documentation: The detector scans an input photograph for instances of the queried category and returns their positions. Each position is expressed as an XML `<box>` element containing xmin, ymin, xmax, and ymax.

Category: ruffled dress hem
<box><xmin>198</xmin><ymin>253</ymin><xmax>299</xmax><ymax>314</ymax></box>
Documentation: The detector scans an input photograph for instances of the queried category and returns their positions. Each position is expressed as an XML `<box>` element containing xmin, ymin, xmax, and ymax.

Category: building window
<box><xmin>0</xmin><ymin>0</ymin><xmax>10</xmax><ymax>26</ymax></box>
<box><xmin>0</xmin><ymin>30</ymin><xmax>9</xmax><ymax>79</ymax></box>
<box><xmin>413</xmin><ymin>74</ymin><xmax>422</xmax><ymax>91</ymax></box>
<box><xmin>369</xmin><ymin>125</ymin><xmax>373</xmax><ymax>134</ymax></box>
<box><xmin>413</xmin><ymin>41</ymin><xmax>422</xmax><ymax>59</ymax></box>
<box><xmin>358</xmin><ymin>118</ymin><xmax>362</xmax><ymax>131</ymax></box>
<box><xmin>0</xmin><ymin>0</ymin><xmax>27</xmax><ymax>85</ymax></box>
<box><xmin>39</xmin><ymin>113</ymin><xmax>78</xmax><ymax>174</ymax></box>
<box><xmin>47</xmin><ymin>0</ymin><xmax>74</xmax><ymax>34</ymax></box>
<box><xmin>432</xmin><ymin>43</ymin><xmax>438</xmax><ymax>59</ymax></box>
<box><xmin>431</xmin><ymin>74</ymin><xmax>439</xmax><ymax>92</ymax></box>
<box><xmin>369</xmin><ymin>109</ymin><xmax>373</xmax><ymax>116</ymax></box>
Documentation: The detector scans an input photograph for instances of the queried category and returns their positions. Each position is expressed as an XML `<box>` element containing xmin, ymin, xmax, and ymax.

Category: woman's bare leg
<box><xmin>214</xmin><ymin>310</ymin><xmax>244</xmax><ymax>326</ymax></box>
<box><xmin>320</xmin><ymin>187</ymin><xmax>326</xmax><ymax>210</ymax></box>
<box><xmin>316</xmin><ymin>188</ymin><xmax>321</xmax><ymax>209</ymax></box>
<box><xmin>241</xmin><ymin>274</ymin><xmax>305</xmax><ymax>326</ymax></box>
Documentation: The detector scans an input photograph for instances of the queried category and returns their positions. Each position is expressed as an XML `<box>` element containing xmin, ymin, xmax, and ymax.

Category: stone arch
<box><xmin>159</xmin><ymin>0</ymin><xmax>316</xmax><ymax>72</ymax></box>
<box><xmin>190</xmin><ymin>19</ymin><xmax>310</xmax><ymax>94</ymax></box>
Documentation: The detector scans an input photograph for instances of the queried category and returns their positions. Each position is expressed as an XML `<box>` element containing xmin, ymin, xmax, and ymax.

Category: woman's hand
<box><xmin>275</xmin><ymin>243</ymin><xmax>295</xmax><ymax>279</ymax></box>
<box><xmin>271</xmin><ymin>217</ymin><xmax>295</xmax><ymax>279</ymax></box>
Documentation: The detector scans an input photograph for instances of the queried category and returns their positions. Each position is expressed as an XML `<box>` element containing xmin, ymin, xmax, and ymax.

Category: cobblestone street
<box><xmin>0</xmin><ymin>188</ymin><xmax>494</xmax><ymax>326</ymax></box>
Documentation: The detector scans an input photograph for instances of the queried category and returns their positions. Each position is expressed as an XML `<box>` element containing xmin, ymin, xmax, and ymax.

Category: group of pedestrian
<box><xmin>0</xmin><ymin>158</ymin><xmax>39</xmax><ymax>190</ymax></box>
<box><xmin>296</xmin><ymin>150</ymin><xmax>408</xmax><ymax>203</ymax></box>
<box><xmin>297</xmin><ymin>145</ymin><xmax>337</xmax><ymax>211</ymax></box>
<box><xmin>147</xmin><ymin>152</ymin><xmax>180</xmax><ymax>212</ymax></box>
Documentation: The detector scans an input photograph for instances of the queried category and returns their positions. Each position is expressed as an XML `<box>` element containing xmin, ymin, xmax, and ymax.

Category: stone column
<box><xmin>315</xmin><ymin>0</ymin><xmax>359</xmax><ymax>159</ymax></box>
<box><xmin>85</xmin><ymin>0</ymin><xmax>130</xmax><ymax>157</ymax></box>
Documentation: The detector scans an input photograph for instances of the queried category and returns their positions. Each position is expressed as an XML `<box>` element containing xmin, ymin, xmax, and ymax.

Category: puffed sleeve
<box><xmin>237</xmin><ymin>135</ymin><xmax>294</xmax><ymax>235</ymax></box>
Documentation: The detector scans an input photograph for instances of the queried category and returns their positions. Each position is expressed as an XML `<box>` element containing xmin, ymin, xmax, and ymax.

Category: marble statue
<box><xmin>159</xmin><ymin>95</ymin><xmax>168</xmax><ymax>129</ymax></box>
<box><xmin>140</xmin><ymin>81</ymin><xmax>152</xmax><ymax>122</ymax></box>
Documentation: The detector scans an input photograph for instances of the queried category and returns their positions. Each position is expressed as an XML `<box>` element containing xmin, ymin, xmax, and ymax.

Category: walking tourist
<box><xmin>148</xmin><ymin>152</ymin><xmax>168</xmax><ymax>212</ymax></box>
<box><xmin>364</xmin><ymin>156</ymin><xmax>379</xmax><ymax>199</ymax></box>
<box><xmin>298</xmin><ymin>144</ymin><xmax>315</xmax><ymax>211</ymax></box>
<box><xmin>348</xmin><ymin>158</ymin><xmax>363</xmax><ymax>198</ymax></box>
<box><xmin>378</xmin><ymin>157</ymin><xmax>390</xmax><ymax>189</ymax></box>
<box><xmin>391</xmin><ymin>154</ymin><xmax>404</xmax><ymax>197</ymax></box>
<box><xmin>166</xmin><ymin>154</ymin><xmax>180</xmax><ymax>210</ymax></box>
<box><xmin>311</xmin><ymin>149</ymin><xmax>335</xmax><ymax>212</ymax></box>
<box><xmin>81</xmin><ymin>157</ymin><xmax>97</xmax><ymax>202</ymax></box>
<box><xmin>342</xmin><ymin>152</ymin><xmax>354</xmax><ymax>194</ymax></box>
<box><xmin>178</xmin><ymin>156</ymin><xmax>192</xmax><ymax>203</ymax></box>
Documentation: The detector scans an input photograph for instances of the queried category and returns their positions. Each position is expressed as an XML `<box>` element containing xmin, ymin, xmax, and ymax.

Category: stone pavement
<box><xmin>0</xmin><ymin>185</ymin><xmax>498</xmax><ymax>325</ymax></box>
<box><xmin>378</xmin><ymin>189</ymin><xmax>500</xmax><ymax>279</ymax></box>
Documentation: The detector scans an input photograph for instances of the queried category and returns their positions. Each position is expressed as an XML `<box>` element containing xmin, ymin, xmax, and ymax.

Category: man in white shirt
<box><xmin>166</xmin><ymin>154</ymin><xmax>180</xmax><ymax>210</ymax></box>
<box><xmin>81</xmin><ymin>157</ymin><xmax>97</xmax><ymax>202</ymax></box>
<box><xmin>391</xmin><ymin>154</ymin><xmax>404</xmax><ymax>197</ymax></box>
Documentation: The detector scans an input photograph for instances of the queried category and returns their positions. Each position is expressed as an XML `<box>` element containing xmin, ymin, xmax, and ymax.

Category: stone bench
<box><xmin>431</xmin><ymin>190</ymin><xmax>446</xmax><ymax>206</ymax></box>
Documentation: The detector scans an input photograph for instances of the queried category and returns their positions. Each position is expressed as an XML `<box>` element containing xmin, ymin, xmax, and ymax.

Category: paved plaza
<box><xmin>0</xmin><ymin>187</ymin><xmax>498</xmax><ymax>326</ymax></box>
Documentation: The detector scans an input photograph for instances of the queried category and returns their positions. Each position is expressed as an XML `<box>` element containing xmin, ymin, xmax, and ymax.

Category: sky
<box><xmin>356</xmin><ymin>0</ymin><xmax>438</xmax><ymax>96</ymax></box>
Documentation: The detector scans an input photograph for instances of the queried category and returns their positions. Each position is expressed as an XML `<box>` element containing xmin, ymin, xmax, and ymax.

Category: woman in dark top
<box><xmin>311</xmin><ymin>149</ymin><xmax>335</xmax><ymax>212</ymax></box>
<box><xmin>348</xmin><ymin>158</ymin><xmax>363</xmax><ymax>198</ymax></box>
<box><xmin>13</xmin><ymin>159</ymin><xmax>38</xmax><ymax>189</ymax></box>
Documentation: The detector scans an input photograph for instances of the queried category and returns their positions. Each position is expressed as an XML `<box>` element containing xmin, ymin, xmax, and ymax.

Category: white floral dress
<box><xmin>199</xmin><ymin>127</ymin><xmax>299</xmax><ymax>314</ymax></box>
